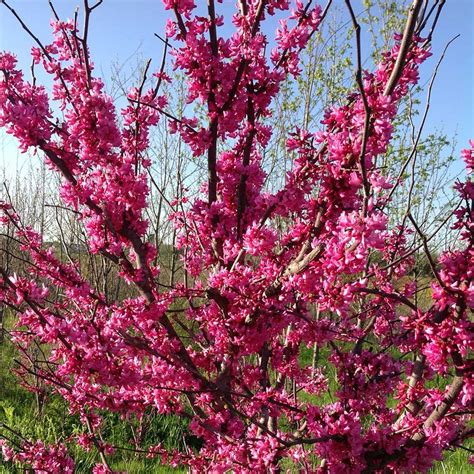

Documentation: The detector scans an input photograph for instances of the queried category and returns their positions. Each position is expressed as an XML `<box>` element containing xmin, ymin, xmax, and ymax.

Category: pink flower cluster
<box><xmin>0</xmin><ymin>439</ymin><xmax>74</xmax><ymax>473</ymax></box>
<box><xmin>0</xmin><ymin>1</ymin><xmax>472</xmax><ymax>472</ymax></box>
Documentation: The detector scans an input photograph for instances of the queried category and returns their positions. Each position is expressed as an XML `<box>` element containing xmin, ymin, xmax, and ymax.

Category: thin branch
<box><xmin>344</xmin><ymin>0</ymin><xmax>371</xmax><ymax>212</ymax></box>
<box><xmin>1</xmin><ymin>1</ymin><xmax>52</xmax><ymax>60</ymax></box>
<box><xmin>383</xmin><ymin>0</ymin><xmax>423</xmax><ymax>96</ymax></box>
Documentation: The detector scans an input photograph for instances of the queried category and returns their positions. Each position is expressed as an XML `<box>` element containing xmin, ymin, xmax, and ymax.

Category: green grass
<box><xmin>430</xmin><ymin>442</ymin><xmax>473</xmax><ymax>473</ymax></box>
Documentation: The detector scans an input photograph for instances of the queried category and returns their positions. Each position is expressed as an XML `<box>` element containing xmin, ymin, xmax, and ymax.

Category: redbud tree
<box><xmin>0</xmin><ymin>0</ymin><xmax>472</xmax><ymax>472</ymax></box>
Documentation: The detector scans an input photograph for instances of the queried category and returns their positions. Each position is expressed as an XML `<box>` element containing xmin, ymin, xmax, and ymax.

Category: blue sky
<box><xmin>0</xmin><ymin>0</ymin><xmax>472</xmax><ymax>176</ymax></box>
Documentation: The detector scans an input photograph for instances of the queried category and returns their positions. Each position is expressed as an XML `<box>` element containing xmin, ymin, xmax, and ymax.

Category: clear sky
<box><xmin>0</xmin><ymin>0</ymin><xmax>473</xmax><ymax>176</ymax></box>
